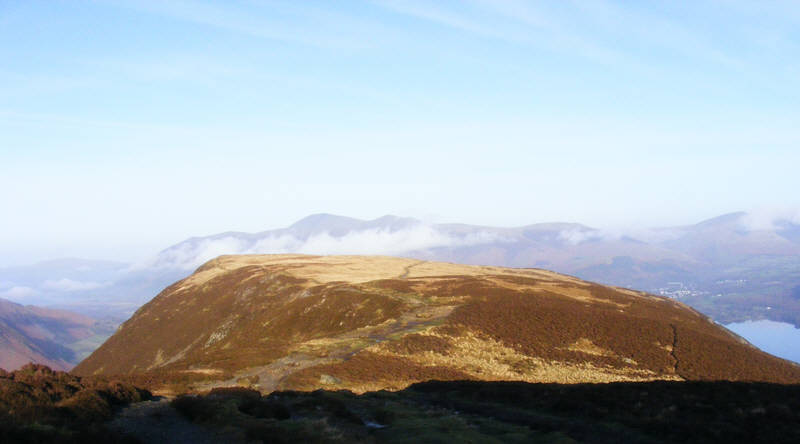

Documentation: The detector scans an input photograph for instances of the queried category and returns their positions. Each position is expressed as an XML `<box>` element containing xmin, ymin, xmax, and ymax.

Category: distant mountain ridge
<box><xmin>154</xmin><ymin>213</ymin><xmax>687</xmax><ymax>271</ymax></box>
<box><xmin>141</xmin><ymin>212</ymin><xmax>800</xmax><ymax>326</ymax></box>
<box><xmin>4</xmin><ymin>211</ymin><xmax>800</xmax><ymax>327</ymax></box>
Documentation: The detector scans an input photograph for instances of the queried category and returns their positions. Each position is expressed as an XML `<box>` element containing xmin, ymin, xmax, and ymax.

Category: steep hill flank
<box><xmin>0</xmin><ymin>298</ymin><xmax>107</xmax><ymax>371</ymax></box>
<box><xmin>73</xmin><ymin>255</ymin><xmax>800</xmax><ymax>392</ymax></box>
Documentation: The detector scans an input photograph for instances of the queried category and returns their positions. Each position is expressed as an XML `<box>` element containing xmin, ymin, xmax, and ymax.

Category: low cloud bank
<box><xmin>740</xmin><ymin>208</ymin><xmax>800</xmax><ymax>231</ymax></box>
<box><xmin>136</xmin><ymin>209</ymin><xmax>800</xmax><ymax>272</ymax></box>
<box><xmin>557</xmin><ymin>209</ymin><xmax>800</xmax><ymax>246</ymax></box>
<box><xmin>0</xmin><ymin>286</ymin><xmax>37</xmax><ymax>301</ymax></box>
<box><xmin>0</xmin><ymin>279</ymin><xmax>109</xmax><ymax>304</ymax></box>
<box><xmin>148</xmin><ymin>224</ymin><xmax>501</xmax><ymax>270</ymax></box>
<box><xmin>556</xmin><ymin>227</ymin><xmax>649</xmax><ymax>245</ymax></box>
<box><xmin>42</xmin><ymin>278</ymin><xmax>107</xmax><ymax>292</ymax></box>
<box><xmin>557</xmin><ymin>228</ymin><xmax>604</xmax><ymax>245</ymax></box>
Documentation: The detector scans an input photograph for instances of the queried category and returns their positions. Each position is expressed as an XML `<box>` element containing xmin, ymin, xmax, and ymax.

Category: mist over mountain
<box><xmin>3</xmin><ymin>211</ymin><xmax>799</xmax><ymax>329</ymax></box>
<box><xmin>135</xmin><ymin>211</ymin><xmax>800</xmax><ymax>327</ymax></box>
<box><xmin>149</xmin><ymin>214</ymin><xmax>681</xmax><ymax>272</ymax></box>
<box><xmin>0</xmin><ymin>258</ymin><xmax>127</xmax><ymax>302</ymax></box>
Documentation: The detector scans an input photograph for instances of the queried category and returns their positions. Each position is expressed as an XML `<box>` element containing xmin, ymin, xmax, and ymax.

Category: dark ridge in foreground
<box><xmin>169</xmin><ymin>380</ymin><xmax>800</xmax><ymax>444</ymax></box>
<box><xmin>0</xmin><ymin>364</ymin><xmax>151</xmax><ymax>443</ymax></box>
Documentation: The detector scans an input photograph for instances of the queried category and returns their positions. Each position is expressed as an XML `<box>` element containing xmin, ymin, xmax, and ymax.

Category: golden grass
<box><xmin>369</xmin><ymin>328</ymin><xmax>680</xmax><ymax>385</ymax></box>
<box><xmin>175</xmin><ymin>255</ymin><xmax>663</xmax><ymax>313</ymax></box>
<box><xmin>180</xmin><ymin>368</ymin><xmax>224</xmax><ymax>376</ymax></box>
<box><xmin>184</xmin><ymin>255</ymin><xmax>596</xmax><ymax>288</ymax></box>
<box><xmin>566</xmin><ymin>338</ymin><xmax>617</xmax><ymax>357</ymax></box>
<box><xmin>539</xmin><ymin>283</ymin><xmax>631</xmax><ymax>307</ymax></box>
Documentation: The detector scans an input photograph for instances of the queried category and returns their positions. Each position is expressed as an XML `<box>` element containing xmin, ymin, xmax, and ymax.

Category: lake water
<box><xmin>725</xmin><ymin>320</ymin><xmax>800</xmax><ymax>364</ymax></box>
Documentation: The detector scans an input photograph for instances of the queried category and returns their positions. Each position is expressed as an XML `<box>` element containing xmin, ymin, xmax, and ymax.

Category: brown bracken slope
<box><xmin>72</xmin><ymin>255</ymin><xmax>800</xmax><ymax>393</ymax></box>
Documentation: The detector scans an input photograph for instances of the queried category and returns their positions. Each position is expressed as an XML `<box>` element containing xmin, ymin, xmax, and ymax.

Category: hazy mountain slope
<box><xmin>73</xmin><ymin>255</ymin><xmax>800</xmax><ymax>394</ymax></box>
<box><xmin>658</xmin><ymin>212</ymin><xmax>800</xmax><ymax>264</ymax></box>
<box><xmin>0</xmin><ymin>298</ymin><xmax>111</xmax><ymax>371</ymax></box>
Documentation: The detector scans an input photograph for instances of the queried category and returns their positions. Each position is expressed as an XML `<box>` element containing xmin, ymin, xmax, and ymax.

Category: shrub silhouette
<box><xmin>0</xmin><ymin>364</ymin><xmax>150</xmax><ymax>443</ymax></box>
<box><xmin>167</xmin><ymin>379</ymin><xmax>800</xmax><ymax>443</ymax></box>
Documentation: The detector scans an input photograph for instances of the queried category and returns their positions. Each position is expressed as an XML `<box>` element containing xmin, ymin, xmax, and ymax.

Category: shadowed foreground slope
<box><xmin>73</xmin><ymin>255</ymin><xmax>800</xmax><ymax>393</ymax></box>
<box><xmin>0</xmin><ymin>364</ymin><xmax>150</xmax><ymax>443</ymax></box>
<box><xmin>167</xmin><ymin>380</ymin><xmax>800</xmax><ymax>444</ymax></box>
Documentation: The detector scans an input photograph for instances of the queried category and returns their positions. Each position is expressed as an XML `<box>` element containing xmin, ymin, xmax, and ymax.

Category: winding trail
<box><xmin>398</xmin><ymin>260</ymin><xmax>425</xmax><ymax>279</ymax></box>
<box><xmin>669</xmin><ymin>324</ymin><xmax>680</xmax><ymax>375</ymax></box>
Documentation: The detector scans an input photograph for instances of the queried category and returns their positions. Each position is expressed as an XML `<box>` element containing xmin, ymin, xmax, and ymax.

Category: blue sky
<box><xmin>1</xmin><ymin>0</ymin><xmax>799</xmax><ymax>264</ymax></box>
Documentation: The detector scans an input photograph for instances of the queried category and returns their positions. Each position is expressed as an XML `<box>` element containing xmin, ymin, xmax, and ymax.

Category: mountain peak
<box><xmin>287</xmin><ymin>214</ymin><xmax>365</xmax><ymax>238</ymax></box>
<box><xmin>692</xmin><ymin>212</ymin><xmax>747</xmax><ymax>229</ymax></box>
<box><xmin>289</xmin><ymin>213</ymin><xmax>361</xmax><ymax>227</ymax></box>
<box><xmin>287</xmin><ymin>214</ymin><xmax>421</xmax><ymax>239</ymax></box>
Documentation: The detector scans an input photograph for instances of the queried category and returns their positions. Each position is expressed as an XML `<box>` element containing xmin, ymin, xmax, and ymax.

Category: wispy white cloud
<box><xmin>740</xmin><ymin>208</ymin><xmax>800</xmax><ymax>231</ymax></box>
<box><xmin>105</xmin><ymin>0</ymin><xmax>379</xmax><ymax>50</ymax></box>
<box><xmin>145</xmin><ymin>236</ymin><xmax>251</xmax><ymax>271</ymax></box>
<box><xmin>557</xmin><ymin>225</ymin><xmax>696</xmax><ymax>245</ymax></box>
<box><xmin>0</xmin><ymin>110</ymin><xmax>169</xmax><ymax>132</ymax></box>
<box><xmin>0</xmin><ymin>70</ymin><xmax>92</xmax><ymax>99</ymax></box>
<box><xmin>376</xmin><ymin>0</ymin><xmax>778</xmax><ymax>69</ymax></box>
<box><xmin>145</xmin><ymin>224</ymin><xmax>501</xmax><ymax>270</ymax></box>
<box><xmin>290</xmin><ymin>226</ymin><xmax>498</xmax><ymax>256</ymax></box>
<box><xmin>557</xmin><ymin>228</ymin><xmax>601</xmax><ymax>245</ymax></box>
<box><xmin>376</xmin><ymin>0</ymin><xmax>509</xmax><ymax>40</ymax></box>
<box><xmin>467</xmin><ymin>0</ymin><xmax>627</xmax><ymax>63</ymax></box>
<box><xmin>561</xmin><ymin>0</ymin><xmax>743</xmax><ymax>67</ymax></box>
<box><xmin>85</xmin><ymin>55</ymin><xmax>250</xmax><ymax>84</ymax></box>
<box><xmin>556</xmin><ymin>226</ymin><xmax>651</xmax><ymax>246</ymax></box>
<box><xmin>1</xmin><ymin>286</ymin><xmax>36</xmax><ymax>301</ymax></box>
<box><xmin>42</xmin><ymin>279</ymin><xmax>107</xmax><ymax>292</ymax></box>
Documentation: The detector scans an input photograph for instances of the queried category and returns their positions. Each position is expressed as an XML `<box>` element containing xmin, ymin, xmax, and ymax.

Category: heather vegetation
<box><xmin>0</xmin><ymin>364</ymin><xmax>150</xmax><ymax>443</ymax></box>
<box><xmin>168</xmin><ymin>380</ymin><xmax>800</xmax><ymax>443</ymax></box>
<box><xmin>446</xmin><ymin>281</ymin><xmax>800</xmax><ymax>383</ymax></box>
<box><xmin>4</xmin><ymin>364</ymin><xmax>799</xmax><ymax>443</ymax></box>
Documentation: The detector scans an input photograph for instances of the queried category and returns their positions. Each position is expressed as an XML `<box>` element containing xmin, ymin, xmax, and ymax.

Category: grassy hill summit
<box><xmin>73</xmin><ymin>255</ymin><xmax>800</xmax><ymax>393</ymax></box>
